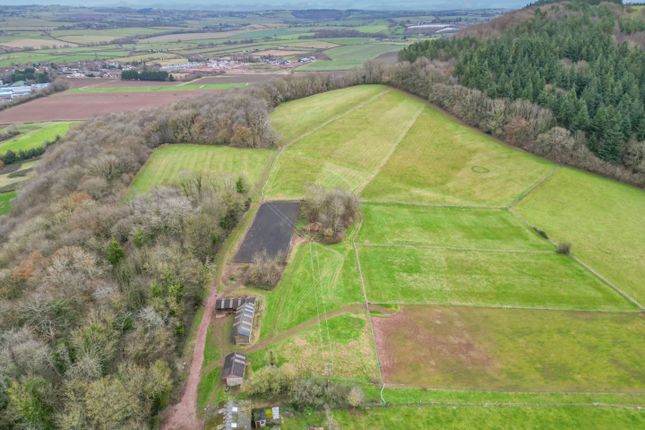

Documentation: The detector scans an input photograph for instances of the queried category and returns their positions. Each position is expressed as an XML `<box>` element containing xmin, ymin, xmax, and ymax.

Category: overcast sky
<box><xmin>0</xmin><ymin>0</ymin><xmax>533</xmax><ymax>10</ymax></box>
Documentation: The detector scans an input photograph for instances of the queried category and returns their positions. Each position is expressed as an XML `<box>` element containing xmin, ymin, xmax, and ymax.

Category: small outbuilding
<box><xmin>222</xmin><ymin>352</ymin><xmax>247</xmax><ymax>387</ymax></box>
<box><xmin>232</xmin><ymin>301</ymin><xmax>256</xmax><ymax>345</ymax></box>
<box><xmin>216</xmin><ymin>296</ymin><xmax>255</xmax><ymax>313</ymax></box>
<box><xmin>252</xmin><ymin>406</ymin><xmax>280</xmax><ymax>428</ymax></box>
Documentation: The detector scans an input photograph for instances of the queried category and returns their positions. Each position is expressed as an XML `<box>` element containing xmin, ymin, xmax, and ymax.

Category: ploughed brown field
<box><xmin>64</xmin><ymin>78</ymin><xmax>183</xmax><ymax>88</ymax></box>
<box><xmin>0</xmin><ymin>90</ymin><xmax>218</xmax><ymax>123</ymax></box>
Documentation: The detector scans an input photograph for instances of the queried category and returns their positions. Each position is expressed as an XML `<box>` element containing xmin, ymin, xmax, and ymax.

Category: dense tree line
<box><xmin>0</xmin><ymin>72</ymin><xmax>369</xmax><ymax>429</ymax></box>
<box><xmin>399</xmin><ymin>1</ymin><xmax>645</xmax><ymax>174</ymax></box>
<box><xmin>121</xmin><ymin>69</ymin><xmax>171</xmax><ymax>81</ymax></box>
<box><xmin>7</xmin><ymin>68</ymin><xmax>49</xmax><ymax>84</ymax></box>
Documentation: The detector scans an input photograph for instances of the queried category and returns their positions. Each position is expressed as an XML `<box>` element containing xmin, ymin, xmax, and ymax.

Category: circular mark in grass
<box><xmin>472</xmin><ymin>165</ymin><xmax>489</xmax><ymax>174</ymax></box>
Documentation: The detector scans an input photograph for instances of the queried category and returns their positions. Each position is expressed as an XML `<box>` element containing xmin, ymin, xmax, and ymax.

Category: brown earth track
<box><xmin>162</xmin><ymin>282</ymin><xmax>225</xmax><ymax>430</ymax></box>
<box><xmin>0</xmin><ymin>90</ymin><xmax>220</xmax><ymax>124</ymax></box>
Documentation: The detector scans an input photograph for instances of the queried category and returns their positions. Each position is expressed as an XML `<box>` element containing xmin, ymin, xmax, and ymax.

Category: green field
<box><xmin>297</xmin><ymin>43</ymin><xmax>405</xmax><ymax>71</ymax></box>
<box><xmin>374</xmin><ymin>306</ymin><xmax>644</xmax><ymax>391</ymax></box>
<box><xmin>270</xmin><ymin>85</ymin><xmax>385</xmax><ymax>143</ymax></box>
<box><xmin>516</xmin><ymin>168</ymin><xmax>645</xmax><ymax>306</ymax></box>
<box><xmin>0</xmin><ymin>122</ymin><xmax>73</xmax><ymax>155</ymax></box>
<box><xmin>266</xmin><ymin>87</ymin><xmax>424</xmax><ymax>198</ymax></box>
<box><xmin>130</xmin><ymin>144</ymin><xmax>273</xmax><ymax>195</ymax></box>
<box><xmin>249</xmin><ymin>314</ymin><xmax>380</xmax><ymax>382</ymax></box>
<box><xmin>259</xmin><ymin>242</ymin><xmax>363</xmax><ymax>340</ymax></box>
<box><xmin>0</xmin><ymin>191</ymin><xmax>16</xmax><ymax>215</ymax></box>
<box><xmin>361</xmin><ymin>107</ymin><xmax>554</xmax><ymax>206</ymax></box>
<box><xmin>358</xmin><ymin>204</ymin><xmax>551</xmax><ymax>251</ymax></box>
<box><xmin>359</xmin><ymin>246</ymin><xmax>632</xmax><ymax>310</ymax></box>
<box><xmin>68</xmin><ymin>83</ymin><xmax>247</xmax><ymax>93</ymax></box>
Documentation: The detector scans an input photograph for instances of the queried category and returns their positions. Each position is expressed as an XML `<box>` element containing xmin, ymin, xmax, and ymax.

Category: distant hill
<box><xmin>2</xmin><ymin>0</ymin><xmax>532</xmax><ymax>11</ymax></box>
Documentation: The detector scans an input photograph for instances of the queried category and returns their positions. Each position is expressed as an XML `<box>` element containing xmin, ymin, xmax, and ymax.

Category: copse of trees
<box><xmin>399</xmin><ymin>2</ymin><xmax>645</xmax><ymax>171</ymax></box>
<box><xmin>302</xmin><ymin>185</ymin><xmax>360</xmax><ymax>242</ymax></box>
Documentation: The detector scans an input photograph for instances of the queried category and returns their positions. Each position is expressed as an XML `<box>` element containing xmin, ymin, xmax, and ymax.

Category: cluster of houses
<box><xmin>215</xmin><ymin>296</ymin><xmax>281</xmax><ymax>428</ymax></box>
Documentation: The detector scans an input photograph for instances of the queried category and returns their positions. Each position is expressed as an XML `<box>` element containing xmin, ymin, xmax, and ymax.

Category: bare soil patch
<box><xmin>0</xmin><ymin>90</ymin><xmax>217</xmax><ymax>123</ymax></box>
<box><xmin>373</xmin><ymin>306</ymin><xmax>495</xmax><ymax>387</ymax></box>
<box><xmin>234</xmin><ymin>201</ymin><xmax>300</xmax><ymax>263</ymax></box>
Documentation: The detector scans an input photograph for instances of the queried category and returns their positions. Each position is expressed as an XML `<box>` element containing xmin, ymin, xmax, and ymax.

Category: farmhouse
<box><xmin>232</xmin><ymin>301</ymin><xmax>256</xmax><ymax>344</ymax></box>
<box><xmin>216</xmin><ymin>296</ymin><xmax>256</xmax><ymax>313</ymax></box>
<box><xmin>222</xmin><ymin>352</ymin><xmax>247</xmax><ymax>387</ymax></box>
<box><xmin>252</xmin><ymin>407</ymin><xmax>281</xmax><ymax>428</ymax></box>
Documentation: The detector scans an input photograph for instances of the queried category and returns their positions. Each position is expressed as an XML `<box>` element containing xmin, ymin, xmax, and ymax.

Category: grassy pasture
<box><xmin>358</xmin><ymin>204</ymin><xmax>551</xmax><ymax>251</ymax></box>
<box><xmin>259</xmin><ymin>242</ymin><xmax>363</xmax><ymax>340</ymax></box>
<box><xmin>130</xmin><ymin>144</ymin><xmax>273</xmax><ymax>195</ymax></box>
<box><xmin>270</xmin><ymin>84</ymin><xmax>387</xmax><ymax>144</ymax></box>
<box><xmin>249</xmin><ymin>314</ymin><xmax>379</xmax><ymax>382</ymax></box>
<box><xmin>68</xmin><ymin>83</ymin><xmax>246</xmax><ymax>93</ymax></box>
<box><xmin>284</xmin><ymin>404</ymin><xmax>645</xmax><ymax>430</ymax></box>
<box><xmin>297</xmin><ymin>43</ymin><xmax>405</xmax><ymax>71</ymax></box>
<box><xmin>266</xmin><ymin>89</ymin><xmax>424</xmax><ymax>198</ymax></box>
<box><xmin>361</xmin><ymin>107</ymin><xmax>554</xmax><ymax>206</ymax></box>
<box><xmin>0</xmin><ymin>191</ymin><xmax>16</xmax><ymax>216</ymax></box>
<box><xmin>0</xmin><ymin>122</ymin><xmax>73</xmax><ymax>155</ymax></box>
<box><xmin>516</xmin><ymin>168</ymin><xmax>645</xmax><ymax>306</ymax></box>
<box><xmin>373</xmin><ymin>306</ymin><xmax>645</xmax><ymax>392</ymax></box>
<box><xmin>359</xmin><ymin>246</ymin><xmax>633</xmax><ymax>310</ymax></box>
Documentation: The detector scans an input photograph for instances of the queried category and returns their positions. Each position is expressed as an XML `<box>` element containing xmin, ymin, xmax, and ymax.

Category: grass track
<box><xmin>130</xmin><ymin>144</ymin><xmax>273</xmax><ymax>195</ymax></box>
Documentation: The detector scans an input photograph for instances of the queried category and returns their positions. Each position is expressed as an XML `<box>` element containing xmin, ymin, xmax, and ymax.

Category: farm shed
<box><xmin>252</xmin><ymin>407</ymin><xmax>281</xmax><ymax>428</ymax></box>
<box><xmin>216</xmin><ymin>296</ymin><xmax>256</xmax><ymax>313</ymax></box>
<box><xmin>222</xmin><ymin>353</ymin><xmax>247</xmax><ymax>387</ymax></box>
<box><xmin>232</xmin><ymin>301</ymin><xmax>256</xmax><ymax>345</ymax></box>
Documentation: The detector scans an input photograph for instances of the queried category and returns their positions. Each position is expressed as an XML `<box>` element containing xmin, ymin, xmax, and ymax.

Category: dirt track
<box><xmin>0</xmin><ymin>90</ymin><xmax>219</xmax><ymax>124</ymax></box>
<box><xmin>162</xmin><ymin>283</ymin><xmax>220</xmax><ymax>430</ymax></box>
